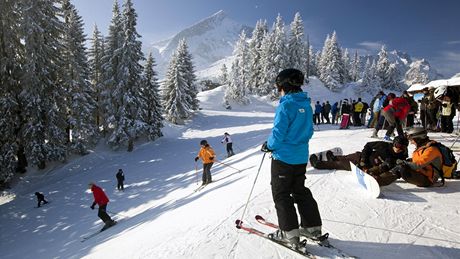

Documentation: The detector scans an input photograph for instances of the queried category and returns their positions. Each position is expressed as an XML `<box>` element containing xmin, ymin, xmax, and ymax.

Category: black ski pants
<box><xmin>313</xmin><ymin>152</ymin><xmax>361</xmax><ymax>171</ymax></box>
<box><xmin>98</xmin><ymin>204</ymin><xmax>113</xmax><ymax>223</ymax></box>
<box><xmin>117</xmin><ymin>180</ymin><xmax>124</xmax><ymax>190</ymax></box>
<box><xmin>226</xmin><ymin>143</ymin><xmax>235</xmax><ymax>157</ymax></box>
<box><xmin>202</xmin><ymin>163</ymin><xmax>213</xmax><ymax>184</ymax></box>
<box><xmin>271</xmin><ymin>159</ymin><xmax>322</xmax><ymax>231</ymax></box>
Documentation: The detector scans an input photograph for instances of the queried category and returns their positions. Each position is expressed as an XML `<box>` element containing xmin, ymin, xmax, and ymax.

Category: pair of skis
<box><xmin>236</xmin><ymin>215</ymin><xmax>356</xmax><ymax>258</ymax></box>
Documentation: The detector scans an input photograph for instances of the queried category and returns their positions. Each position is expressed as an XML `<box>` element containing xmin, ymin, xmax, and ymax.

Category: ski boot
<box><xmin>268</xmin><ymin>229</ymin><xmax>300</xmax><ymax>249</ymax></box>
<box><xmin>101</xmin><ymin>220</ymin><xmax>117</xmax><ymax>232</ymax></box>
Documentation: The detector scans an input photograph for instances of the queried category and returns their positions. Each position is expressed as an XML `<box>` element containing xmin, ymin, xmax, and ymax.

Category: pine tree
<box><xmin>287</xmin><ymin>12</ymin><xmax>305</xmax><ymax>72</ymax></box>
<box><xmin>101</xmin><ymin>1</ymin><xmax>123</xmax><ymax>137</ymax></box>
<box><xmin>140</xmin><ymin>52</ymin><xmax>163</xmax><ymax>140</ymax></box>
<box><xmin>247</xmin><ymin>19</ymin><xmax>267</xmax><ymax>94</ymax></box>
<box><xmin>88</xmin><ymin>25</ymin><xmax>105</xmax><ymax>130</ymax></box>
<box><xmin>20</xmin><ymin>0</ymin><xmax>67</xmax><ymax>169</ymax></box>
<box><xmin>219</xmin><ymin>64</ymin><xmax>228</xmax><ymax>85</ymax></box>
<box><xmin>259</xmin><ymin>14</ymin><xmax>287</xmax><ymax>96</ymax></box>
<box><xmin>162</xmin><ymin>52</ymin><xmax>191</xmax><ymax>124</ymax></box>
<box><xmin>177</xmin><ymin>39</ymin><xmax>199</xmax><ymax>111</ymax></box>
<box><xmin>0</xmin><ymin>0</ymin><xmax>22</xmax><ymax>182</ymax></box>
<box><xmin>319</xmin><ymin>31</ymin><xmax>344</xmax><ymax>90</ymax></box>
<box><xmin>350</xmin><ymin>50</ymin><xmax>361</xmax><ymax>82</ymax></box>
<box><xmin>61</xmin><ymin>0</ymin><xmax>97</xmax><ymax>155</ymax></box>
<box><xmin>376</xmin><ymin>45</ymin><xmax>393</xmax><ymax>89</ymax></box>
<box><xmin>361</xmin><ymin>58</ymin><xmax>377</xmax><ymax>94</ymax></box>
<box><xmin>342</xmin><ymin>48</ymin><xmax>352</xmax><ymax>82</ymax></box>
<box><xmin>107</xmin><ymin>0</ymin><xmax>145</xmax><ymax>151</ymax></box>
<box><xmin>226</xmin><ymin>30</ymin><xmax>250</xmax><ymax>104</ymax></box>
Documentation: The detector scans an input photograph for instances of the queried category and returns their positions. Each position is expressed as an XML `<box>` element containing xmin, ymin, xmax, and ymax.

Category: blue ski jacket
<box><xmin>267</xmin><ymin>92</ymin><xmax>314</xmax><ymax>165</ymax></box>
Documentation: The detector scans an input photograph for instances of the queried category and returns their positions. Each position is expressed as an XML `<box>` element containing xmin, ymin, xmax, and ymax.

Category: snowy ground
<box><xmin>1</xmin><ymin>85</ymin><xmax>459</xmax><ymax>259</ymax></box>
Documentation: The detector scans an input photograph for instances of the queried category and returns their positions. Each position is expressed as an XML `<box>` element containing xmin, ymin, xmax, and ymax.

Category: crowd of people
<box><xmin>313</xmin><ymin>86</ymin><xmax>458</xmax><ymax>135</ymax></box>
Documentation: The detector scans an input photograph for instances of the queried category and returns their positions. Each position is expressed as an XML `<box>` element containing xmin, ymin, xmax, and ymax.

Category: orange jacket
<box><xmin>197</xmin><ymin>145</ymin><xmax>216</xmax><ymax>164</ymax></box>
<box><xmin>411</xmin><ymin>142</ymin><xmax>443</xmax><ymax>183</ymax></box>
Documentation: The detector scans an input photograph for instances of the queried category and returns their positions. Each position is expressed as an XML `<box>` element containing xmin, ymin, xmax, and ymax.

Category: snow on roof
<box><xmin>407</xmin><ymin>77</ymin><xmax>460</xmax><ymax>92</ymax></box>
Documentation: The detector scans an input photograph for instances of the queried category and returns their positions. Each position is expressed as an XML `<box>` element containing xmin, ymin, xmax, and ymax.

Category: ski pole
<box><xmin>236</xmin><ymin>152</ymin><xmax>266</xmax><ymax>228</ymax></box>
<box><xmin>215</xmin><ymin>160</ymin><xmax>241</xmax><ymax>172</ymax></box>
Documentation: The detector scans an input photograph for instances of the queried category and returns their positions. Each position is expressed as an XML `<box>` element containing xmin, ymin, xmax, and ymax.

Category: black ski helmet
<box><xmin>275</xmin><ymin>68</ymin><xmax>304</xmax><ymax>93</ymax></box>
<box><xmin>406</xmin><ymin>127</ymin><xmax>428</xmax><ymax>140</ymax></box>
<box><xmin>200</xmin><ymin>140</ymin><xmax>208</xmax><ymax>146</ymax></box>
<box><xmin>393</xmin><ymin>136</ymin><xmax>408</xmax><ymax>148</ymax></box>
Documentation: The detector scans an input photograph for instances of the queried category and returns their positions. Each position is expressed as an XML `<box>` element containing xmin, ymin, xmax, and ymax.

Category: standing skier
<box><xmin>34</xmin><ymin>192</ymin><xmax>49</xmax><ymax>207</ymax></box>
<box><xmin>261</xmin><ymin>68</ymin><xmax>322</xmax><ymax>249</ymax></box>
<box><xmin>194</xmin><ymin>140</ymin><xmax>216</xmax><ymax>185</ymax></box>
<box><xmin>221</xmin><ymin>132</ymin><xmax>235</xmax><ymax>157</ymax></box>
<box><xmin>89</xmin><ymin>183</ymin><xmax>116</xmax><ymax>231</ymax></box>
<box><xmin>116</xmin><ymin>169</ymin><xmax>125</xmax><ymax>191</ymax></box>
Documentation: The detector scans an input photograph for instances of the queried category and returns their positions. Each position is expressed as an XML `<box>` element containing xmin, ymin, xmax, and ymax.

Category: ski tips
<box><xmin>235</xmin><ymin>219</ymin><xmax>243</xmax><ymax>229</ymax></box>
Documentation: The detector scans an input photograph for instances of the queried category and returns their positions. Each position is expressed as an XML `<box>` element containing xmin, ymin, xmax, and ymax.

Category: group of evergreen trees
<box><xmin>0</xmin><ymin>0</ymin><xmax>198</xmax><ymax>184</ymax></box>
<box><xmin>223</xmin><ymin>13</ymin><xmax>408</xmax><ymax>104</ymax></box>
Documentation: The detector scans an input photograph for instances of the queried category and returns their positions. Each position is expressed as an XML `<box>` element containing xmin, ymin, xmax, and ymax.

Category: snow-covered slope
<box><xmin>1</xmin><ymin>86</ymin><xmax>459</xmax><ymax>259</ymax></box>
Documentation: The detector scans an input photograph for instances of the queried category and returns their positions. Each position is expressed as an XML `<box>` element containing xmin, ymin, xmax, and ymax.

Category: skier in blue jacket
<box><xmin>261</xmin><ymin>68</ymin><xmax>322</xmax><ymax>249</ymax></box>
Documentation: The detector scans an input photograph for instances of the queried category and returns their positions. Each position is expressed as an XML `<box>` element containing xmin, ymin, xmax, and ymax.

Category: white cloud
<box><xmin>446</xmin><ymin>40</ymin><xmax>460</xmax><ymax>45</ymax></box>
<box><xmin>430</xmin><ymin>51</ymin><xmax>460</xmax><ymax>77</ymax></box>
<box><xmin>357</xmin><ymin>41</ymin><xmax>384</xmax><ymax>52</ymax></box>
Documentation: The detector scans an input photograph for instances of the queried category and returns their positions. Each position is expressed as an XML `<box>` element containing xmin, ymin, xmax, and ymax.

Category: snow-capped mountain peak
<box><xmin>151</xmin><ymin>10</ymin><xmax>252</xmax><ymax>75</ymax></box>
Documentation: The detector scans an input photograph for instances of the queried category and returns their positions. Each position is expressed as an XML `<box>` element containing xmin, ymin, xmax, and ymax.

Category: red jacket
<box><xmin>91</xmin><ymin>184</ymin><xmax>109</xmax><ymax>206</ymax></box>
<box><xmin>383</xmin><ymin>97</ymin><xmax>410</xmax><ymax>120</ymax></box>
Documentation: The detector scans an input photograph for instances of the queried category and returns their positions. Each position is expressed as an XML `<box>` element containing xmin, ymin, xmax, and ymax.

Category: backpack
<box><xmin>430</xmin><ymin>142</ymin><xmax>458</xmax><ymax>184</ymax></box>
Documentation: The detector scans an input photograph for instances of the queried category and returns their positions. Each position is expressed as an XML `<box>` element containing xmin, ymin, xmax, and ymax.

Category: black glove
<box><xmin>261</xmin><ymin>141</ymin><xmax>272</xmax><ymax>153</ymax></box>
<box><xmin>194</xmin><ymin>157</ymin><xmax>199</xmax><ymax>162</ymax></box>
<box><xmin>90</xmin><ymin>204</ymin><xmax>95</xmax><ymax>210</ymax></box>
<box><xmin>209</xmin><ymin>156</ymin><xmax>214</xmax><ymax>160</ymax></box>
<box><xmin>396</xmin><ymin>159</ymin><xmax>406</xmax><ymax>165</ymax></box>
<box><xmin>379</xmin><ymin>161</ymin><xmax>390</xmax><ymax>172</ymax></box>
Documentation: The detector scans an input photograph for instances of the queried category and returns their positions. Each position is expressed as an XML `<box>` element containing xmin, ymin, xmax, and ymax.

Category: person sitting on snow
<box><xmin>309</xmin><ymin>136</ymin><xmax>409</xmax><ymax>186</ymax></box>
<box><xmin>383</xmin><ymin>127</ymin><xmax>443</xmax><ymax>187</ymax></box>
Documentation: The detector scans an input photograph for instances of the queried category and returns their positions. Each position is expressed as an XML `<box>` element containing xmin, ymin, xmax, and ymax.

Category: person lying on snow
<box><xmin>309</xmin><ymin>136</ymin><xmax>409</xmax><ymax>186</ymax></box>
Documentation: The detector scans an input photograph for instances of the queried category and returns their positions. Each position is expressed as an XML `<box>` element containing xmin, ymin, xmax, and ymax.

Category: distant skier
<box><xmin>261</xmin><ymin>68</ymin><xmax>322</xmax><ymax>249</ymax></box>
<box><xmin>35</xmin><ymin>192</ymin><xmax>49</xmax><ymax>208</ymax></box>
<box><xmin>221</xmin><ymin>132</ymin><xmax>235</xmax><ymax>157</ymax></box>
<box><xmin>116</xmin><ymin>169</ymin><xmax>125</xmax><ymax>191</ymax></box>
<box><xmin>194</xmin><ymin>140</ymin><xmax>216</xmax><ymax>185</ymax></box>
<box><xmin>89</xmin><ymin>183</ymin><xmax>116</xmax><ymax>231</ymax></box>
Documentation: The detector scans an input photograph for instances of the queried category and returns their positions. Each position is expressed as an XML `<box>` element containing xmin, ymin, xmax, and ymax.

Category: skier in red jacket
<box><xmin>373</xmin><ymin>95</ymin><xmax>410</xmax><ymax>141</ymax></box>
<box><xmin>89</xmin><ymin>183</ymin><xmax>116</xmax><ymax>231</ymax></box>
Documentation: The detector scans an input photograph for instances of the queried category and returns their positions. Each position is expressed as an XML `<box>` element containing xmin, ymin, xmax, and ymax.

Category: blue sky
<box><xmin>72</xmin><ymin>0</ymin><xmax>460</xmax><ymax>77</ymax></box>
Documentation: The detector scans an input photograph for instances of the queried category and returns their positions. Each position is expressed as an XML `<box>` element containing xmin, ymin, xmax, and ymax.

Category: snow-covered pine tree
<box><xmin>350</xmin><ymin>50</ymin><xmax>361</xmax><ymax>82</ymax></box>
<box><xmin>286</xmin><ymin>12</ymin><xmax>306</xmax><ymax>73</ymax></box>
<box><xmin>61</xmin><ymin>0</ymin><xmax>97</xmax><ymax>155</ymax></box>
<box><xmin>107</xmin><ymin>0</ymin><xmax>145</xmax><ymax>151</ymax></box>
<box><xmin>342</xmin><ymin>48</ymin><xmax>352</xmax><ymax>83</ymax></box>
<box><xmin>259</xmin><ymin>14</ymin><xmax>287</xmax><ymax>96</ymax></box>
<box><xmin>101</xmin><ymin>1</ymin><xmax>123</xmax><ymax>137</ymax></box>
<box><xmin>0</xmin><ymin>0</ymin><xmax>22</xmax><ymax>182</ymax></box>
<box><xmin>177</xmin><ymin>39</ymin><xmax>199</xmax><ymax>111</ymax></box>
<box><xmin>247</xmin><ymin>19</ymin><xmax>267</xmax><ymax>94</ymax></box>
<box><xmin>360</xmin><ymin>57</ymin><xmax>377</xmax><ymax>94</ymax></box>
<box><xmin>162</xmin><ymin>52</ymin><xmax>191</xmax><ymax>124</ymax></box>
<box><xmin>88</xmin><ymin>25</ymin><xmax>105</xmax><ymax>130</ymax></box>
<box><xmin>305</xmin><ymin>37</ymin><xmax>311</xmax><ymax>79</ymax></box>
<box><xmin>319</xmin><ymin>31</ymin><xmax>344</xmax><ymax>91</ymax></box>
<box><xmin>376</xmin><ymin>45</ymin><xmax>393</xmax><ymax>89</ymax></box>
<box><xmin>225</xmin><ymin>30</ymin><xmax>250</xmax><ymax>104</ymax></box>
<box><xmin>140</xmin><ymin>52</ymin><xmax>163</xmax><ymax>140</ymax></box>
<box><xmin>219</xmin><ymin>64</ymin><xmax>229</xmax><ymax>86</ymax></box>
<box><xmin>20</xmin><ymin>0</ymin><xmax>67</xmax><ymax>169</ymax></box>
